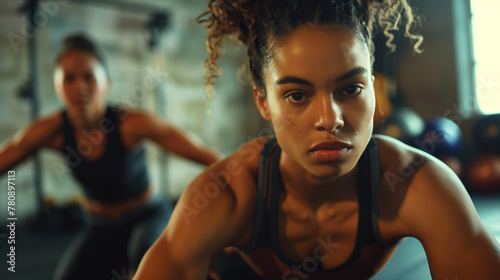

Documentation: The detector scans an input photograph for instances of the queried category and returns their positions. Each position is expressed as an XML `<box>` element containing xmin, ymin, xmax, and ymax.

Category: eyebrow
<box><xmin>336</xmin><ymin>67</ymin><xmax>368</xmax><ymax>83</ymax></box>
<box><xmin>275</xmin><ymin>76</ymin><xmax>313</xmax><ymax>87</ymax></box>
<box><xmin>274</xmin><ymin>67</ymin><xmax>368</xmax><ymax>87</ymax></box>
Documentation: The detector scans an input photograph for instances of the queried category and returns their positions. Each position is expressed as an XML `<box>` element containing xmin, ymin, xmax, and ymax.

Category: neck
<box><xmin>279</xmin><ymin>151</ymin><xmax>359</xmax><ymax>208</ymax></box>
<box><xmin>68</xmin><ymin>105</ymin><xmax>106</xmax><ymax>130</ymax></box>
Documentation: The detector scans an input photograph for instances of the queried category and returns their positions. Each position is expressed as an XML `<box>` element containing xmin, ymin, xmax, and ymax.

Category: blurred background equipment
<box><xmin>415</xmin><ymin>117</ymin><xmax>463</xmax><ymax>157</ymax></box>
<box><xmin>466</xmin><ymin>154</ymin><xmax>500</xmax><ymax>193</ymax></box>
<box><xmin>372</xmin><ymin>72</ymin><xmax>394</xmax><ymax>126</ymax></box>
<box><xmin>374</xmin><ymin>106</ymin><xmax>425</xmax><ymax>146</ymax></box>
<box><xmin>472</xmin><ymin>113</ymin><xmax>500</xmax><ymax>155</ymax></box>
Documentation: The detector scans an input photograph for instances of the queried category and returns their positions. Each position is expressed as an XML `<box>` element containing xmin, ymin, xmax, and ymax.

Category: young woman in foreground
<box><xmin>134</xmin><ymin>0</ymin><xmax>500</xmax><ymax>279</ymax></box>
<box><xmin>0</xmin><ymin>34</ymin><xmax>220</xmax><ymax>280</ymax></box>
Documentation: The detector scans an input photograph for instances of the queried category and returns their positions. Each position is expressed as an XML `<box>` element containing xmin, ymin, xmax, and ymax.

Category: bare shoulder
<box><xmin>116</xmin><ymin>107</ymin><xmax>172</xmax><ymax>135</ymax></box>
<box><xmin>113</xmin><ymin>107</ymin><xmax>159</xmax><ymax>144</ymax></box>
<box><xmin>113</xmin><ymin>106</ymin><xmax>147</xmax><ymax>129</ymax></box>
<box><xmin>372</xmin><ymin>134</ymin><xmax>429</xmax><ymax>174</ymax></box>
<box><xmin>18</xmin><ymin>111</ymin><xmax>64</xmax><ymax>149</ymax></box>
<box><xmin>164</xmin><ymin>138</ymin><xmax>268</xmax><ymax>261</ymax></box>
<box><xmin>173</xmin><ymin>137</ymin><xmax>268</xmax><ymax>228</ymax></box>
<box><xmin>372</xmin><ymin>134</ymin><xmax>466</xmax><ymax>205</ymax></box>
<box><xmin>372</xmin><ymin>134</ymin><xmax>481</xmax><ymax>237</ymax></box>
<box><xmin>372</xmin><ymin>134</ymin><xmax>433</xmax><ymax>200</ymax></box>
<box><xmin>32</xmin><ymin>110</ymin><xmax>64</xmax><ymax>131</ymax></box>
<box><xmin>373</xmin><ymin>135</ymin><xmax>500</xmax><ymax>278</ymax></box>
<box><xmin>0</xmin><ymin>111</ymin><xmax>65</xmax><ymax>173</ymax></box>
<box><xmin>371</xmin><ymin>134</ymin><xmax>457</xmax><ymax>189</ymax></box>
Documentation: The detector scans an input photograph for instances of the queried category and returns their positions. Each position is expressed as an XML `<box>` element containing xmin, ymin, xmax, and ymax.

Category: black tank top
<box><xmin>243</xmin><ymin>137</ymin><xmax>393</xmax><ymax>271</ymax></box>
<box><xmin>61</xmin><ymin>106</ymin><xmax>149</xmax><ymax>203</ymax></box>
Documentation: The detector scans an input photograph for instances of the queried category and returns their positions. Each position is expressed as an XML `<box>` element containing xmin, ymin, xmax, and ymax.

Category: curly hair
<box><xmin>197</xmin><ymin>0</ymin><xmax>423</xmax><ymax>100</ymax></box>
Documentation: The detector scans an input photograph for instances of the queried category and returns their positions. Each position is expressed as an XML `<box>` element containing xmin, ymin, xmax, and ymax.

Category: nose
<box><xmin>314</xmin><ymin>95</ymin><xmax>344</xmax><ymax>133</ymax></box>
<box><xmin>73</xmin><ymin>77</ymin><xmax>89</xmax><ymax>94</ymax></box>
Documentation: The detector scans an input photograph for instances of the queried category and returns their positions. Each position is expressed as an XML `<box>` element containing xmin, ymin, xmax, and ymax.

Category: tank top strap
<box><xmin>103</xmin><ymin>106</ymin><xmax>127</xmax><ymax>153</ymax></box>
<box><xmin>243</xmin><ymin>138</ymin><xmax>278</xmax><ymax>253</ymax></box>
<box><xmin>61</xmin><ymin>109</ymin><xmax>75</xmax><ymax>150</ymax></box>
<box><xmin>367</xmin><ymin>139</ymin><xmax>396</xmax><ymax>248</ymax></box>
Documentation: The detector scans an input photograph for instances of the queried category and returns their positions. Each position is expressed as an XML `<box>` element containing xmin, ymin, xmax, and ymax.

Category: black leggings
<box><xmin>53</xmin><ymin>195</ymin><xmax>172</xmax><ymax>280</ymax></box>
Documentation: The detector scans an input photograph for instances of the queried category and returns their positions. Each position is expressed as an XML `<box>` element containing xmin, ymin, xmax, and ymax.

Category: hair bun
<box><xmin>62</xmin><ymin>34</ymin><xmax>97</xmax><ymax>53</ymax></box>
<box><xmin>57</xmin><ymin>33</ymin><xmax>107</xmax><ymax>71</ymax></box>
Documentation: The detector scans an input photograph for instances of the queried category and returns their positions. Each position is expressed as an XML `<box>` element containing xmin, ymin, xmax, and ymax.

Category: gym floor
<box><xmin>0</xmin><ymin>194</ymin><xmax>499</xmax><ymax>280</ymax></box>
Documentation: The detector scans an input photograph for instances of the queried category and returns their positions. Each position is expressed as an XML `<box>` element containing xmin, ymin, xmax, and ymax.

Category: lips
<box><xmin>309</xmin><ymin>140</ymin><xmax>352</xmax><ymax>161</ymax></box>
<box><xmin>310</xmin><ymin>141</ymin><xmax>352</xmax><ymax>151</ymax></box>
<box><xmin>74</xmin><ymin>100</ymin><xmax>89</xmax><ymax>106</ymax></box>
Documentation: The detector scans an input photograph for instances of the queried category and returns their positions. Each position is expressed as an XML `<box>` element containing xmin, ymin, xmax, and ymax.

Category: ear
<box><xmin>105</xmin><ymin>78</ymin><xmax>112</xmax><ymax>93</ymax></box>
<box><xmin>53</xmin><ymin>69</ymin><xmax>64</xmax><ymax>100</ymax></box>
<box><xmin>253</xmin><ymin>87</ymin><xmax>271</xmax><ymax>121</ymax></box>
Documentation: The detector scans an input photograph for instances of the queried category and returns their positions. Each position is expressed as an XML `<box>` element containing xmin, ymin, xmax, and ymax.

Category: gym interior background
<box><xmin>0</xmin><ymin>0</ymin><xmax>498</xmax><ymax>279</ymax></box>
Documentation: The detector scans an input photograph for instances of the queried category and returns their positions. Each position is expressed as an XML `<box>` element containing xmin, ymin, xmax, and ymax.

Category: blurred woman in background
<box><xmin>0</xmin><ymin>34</ymin><xmax>221</xmax><ymax>280</ymax></box>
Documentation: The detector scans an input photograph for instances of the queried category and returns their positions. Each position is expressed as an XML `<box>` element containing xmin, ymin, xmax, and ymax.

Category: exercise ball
<box><xmin>374</xmin><ymin>107</ymin><xmax>424</xmax><ymax>145</ymax></box>
<box><xmin>472</xmin><ymin>114</ymin><xmax>500</xmax><ymax>154</ymax></box>
<box><xmin>466</xmin><ymin>154</ymin><xmax>500</xmax><ymax>193</ymax></box>
<box><xmin>415</xmin><ymin>117</ymin><xmax>462</xmax><ymax>157</ymax></box>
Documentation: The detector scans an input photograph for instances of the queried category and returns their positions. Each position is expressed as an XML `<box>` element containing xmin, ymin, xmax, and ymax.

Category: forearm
<box><xmin>158</xmin><ymin>128</ymin><xmax>221</xmax><ymax>166</ymax></box>
<box><xmin>190</xmin><ymin>146</ymin><xmax>221</xmax><ymax>166</ymax></box>
<box><xmin>0</xmin><ymin>118</ymin><xmax>57</xmax><ymax>175</ymax></box>
<box><xmin>0</xmin><ymin>142</ymin><xmax>31</xmax><ymax>175</ymax></box>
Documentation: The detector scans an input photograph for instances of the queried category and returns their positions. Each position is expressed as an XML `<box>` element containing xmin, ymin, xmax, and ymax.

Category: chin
<box><xmin>307</xmin><ymin>163</ymin><xmax>351</xmax><ymax>179</ymax></box>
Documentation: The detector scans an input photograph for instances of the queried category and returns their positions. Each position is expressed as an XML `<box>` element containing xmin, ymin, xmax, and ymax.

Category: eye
<box><xmin>343</xmin><ymin>85</ymin><xmax>362</xmax><ymax>96</ymax></box>
<box><xmin>285</xmin><ymin>92</ymin><xmax>309</xmax><ymax>103</ymax></box>
<box><xmin>63</xmin><ymin>75</ymin><xmax>74</xmax><ymax>84</ymax></box>
<box><xmin>84</xmin><ymin>74</ymin><xmax>95</xmax><ymax>83</ymax></box>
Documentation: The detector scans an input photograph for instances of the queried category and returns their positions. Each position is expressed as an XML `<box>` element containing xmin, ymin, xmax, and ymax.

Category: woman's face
<box><xmin>255</xmin><ymin>25</ymin><xmax>375</xmax><ymax>179</ymax></box>
<box><xmin>54</xmin><ymin>51</ymin><xmax>109</xmax><ymax>117</ymax></box>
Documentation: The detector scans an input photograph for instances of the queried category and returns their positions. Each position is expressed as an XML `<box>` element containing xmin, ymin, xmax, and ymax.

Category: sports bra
<box><xmin>61</xmin><ymin>106</ymin><xmax>149</xmax><ymax>203</ymax></box>
<box><xmin>242</xmin><ymin>137</ymin><xmax>394</xmax><ymax>273</ymax></box>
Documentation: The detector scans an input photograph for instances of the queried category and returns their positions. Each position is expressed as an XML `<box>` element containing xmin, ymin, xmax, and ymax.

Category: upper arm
<box><xmin>0</xmin><ymin>114</ymin><xmax>62</xmax><ymax>174</ymax></box>
<box><xmin>134</xmin><ymin>158</ymin><xmax>255</xmax><ymax>280</ymax></box>
<box><xmin>397</xmin><ymin>150</ymin><xmax>500</xmax><ymax>279</ymax></box>
<box><xmin>121</xmin><ymin>110</ymin><xmax>221</xmax><ymax>166</ymax></box>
